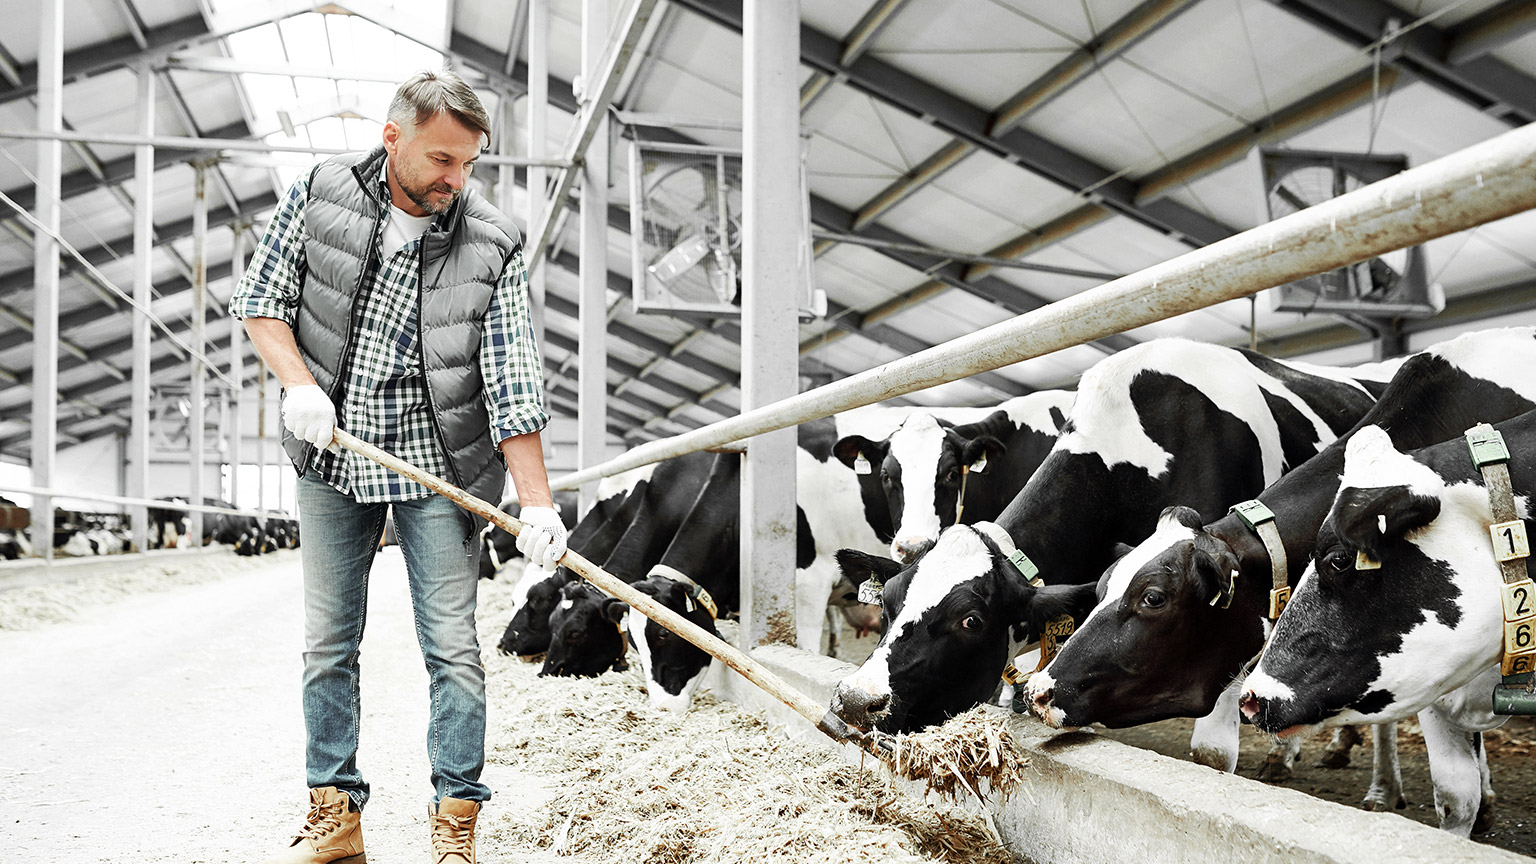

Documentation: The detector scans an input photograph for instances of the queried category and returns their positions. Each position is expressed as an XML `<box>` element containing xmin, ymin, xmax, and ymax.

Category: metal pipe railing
<box><xmin>0</xmin><ymin>485</ymin><xmax>279</xmax><ymax>520</ymax></box>
<box><xmin>549</xmin><ymin>120</ymin><xmax>1536</xmax><ymax>492</ymax></box>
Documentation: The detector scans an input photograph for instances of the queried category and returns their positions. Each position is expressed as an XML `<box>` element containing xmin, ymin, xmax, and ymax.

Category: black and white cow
<box><xmin>1239</xmin><ymin>412</ymin><xmax>1536</xmax><ymax>836</ymax></box>
<box><xmin>0</xmin><ymin>496</ymin><xmax>29</xmax><ymax>560</ymax></box>
<box><xmin>540</xmin><ymin>580</ymin><xmax>630</xmax><ymax>678</ymax></box>
<box><xmin>833</xmin><ymin>391</ymin><xmax>1074</xmax><ymax>562</ymax></box>
<box><xmin>1029</xmin><ymin>327</ymin><xmax>1536</xmax><ymax>787</ymax></box>
<box><xmin>497</xmin><ymin>453</ymin><xmax>716</xmax><ymax>661</ymax></box>
<box><xmin>624</xmin><ymin>571</ymin><xmax>723</xmax><ymax>711</ymax></box>
<box><xmin>147</xmin><ymin>498</ymin><xmax>190</xmax><ymax>549</ymax></box>
<box><xmin>827</xmin><ymin>338</ymin><xmax>1386</xmax><ymax>735</ymax></box>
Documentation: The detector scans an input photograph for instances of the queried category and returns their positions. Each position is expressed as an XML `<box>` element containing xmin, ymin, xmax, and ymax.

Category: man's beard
<box><xmin>394</xmin><ymin>161</ymin><xmax>459</xmax><ymax>215</ymax></box>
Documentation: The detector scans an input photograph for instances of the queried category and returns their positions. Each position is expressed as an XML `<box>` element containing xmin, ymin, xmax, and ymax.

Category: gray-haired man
<box><xmin>234</xmin><ymin>69</ymin><xmax>566</xmax><ymax>864</ymax></box>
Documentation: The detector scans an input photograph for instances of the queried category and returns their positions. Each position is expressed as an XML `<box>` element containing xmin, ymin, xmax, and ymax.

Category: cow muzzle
<box><xmin>1024</xmin><ymin>672</ymin><xmax>1070</xmax><ymax>729</ymax></box>
<box><xmin>830</xmin><ymin>681</ymin><xmax>892</xmax><ymax>731</ymax></box>
<box><xmin>891</xmin><ymin>536</ymin><xmax>933</xmax><ymax>564</ymax></box>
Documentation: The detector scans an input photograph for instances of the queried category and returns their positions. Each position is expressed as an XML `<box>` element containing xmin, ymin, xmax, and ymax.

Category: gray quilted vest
<box><xmin>283</xmin><ymin>145</ymin><xmax>522</xmax><ymax>535</ymax></box>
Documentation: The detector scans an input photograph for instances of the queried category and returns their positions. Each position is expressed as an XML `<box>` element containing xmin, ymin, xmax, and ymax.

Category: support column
<box><xmin>30</xmin><ymin>0</ymin><xmax>63</xmax><ymax>562</ymax></box>
<box><xmin>739</xmin><ymin>0</ymin><xmax>802</xmax><ymax>647</ymax></box>
<box><xmin>228</xmin><ymin>225</ymin><xmax>246</xmax><ymax>509</ymax></box>
<box><xmin>129</xmin><ymin>62</ymin><xmax>154</xmax><ymax>553</ymax></box>
<box><xmin>527</xmin><ymin>0</ymin><xmax>550</xmax><ymax>345</ymax></box>
<box><xmin>577</xmin><ymin>0</ymin><xmax>609</xmax><ymax>513</ymax></box>
<box><xmin>190</xmin><ymin>165</ymin><xmax>208</xmax><ymax>544</ymax></box>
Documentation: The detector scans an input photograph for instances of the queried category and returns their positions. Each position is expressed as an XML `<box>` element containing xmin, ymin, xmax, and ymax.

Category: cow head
<box><xmin>627</xmin><ymin>569</ymin><xmax>720</xmax><ymax>712</ymax></box>
<box><xmin>1028</xmin><ymin>506</ymin><xmax>1252</xmax><ymax>729</ymax></box>
<box><xmin>828</xmin><ymin>523</ymin><xmax>1097</xmax><ymax>734</ymax></box>
<box><xmin>497</xmin><ymin>561</ymin><xmax>572</xmax><ymax>660</ymax></box>
<box><xmin>1241</xmin><ymin>425</ymin><xmax>1505</xmax><ymax>734</ymax></box>
<box><xmin>834</xmin><ymin>415</ymin><xmax>1005</xmax><ymax>563</ymax></box>
<box><xmin>540</xmin><ymin>581</ymin><xmax>630</xmax><ymax>678</ymax></box>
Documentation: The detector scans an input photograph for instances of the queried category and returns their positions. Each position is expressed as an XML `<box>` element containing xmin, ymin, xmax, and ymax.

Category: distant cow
<box><xmin>833</xmin><ymin>391</ymin><xmax>1074</xmax><ymax>562</ymax></box>
<box><xmin>1030</xmin><ymin>327</ymin><xmax>1536</xmax><ymax>790</ymax></box>
<box><xmin>828</xmin><ymin>338</ymin><xmax>1384</xmax><ymax>735</ymax></box>
<box><xmin>1240</xmin><ymin>413</ymin><xmax>1536</xmax><ymax>835</ymax></box>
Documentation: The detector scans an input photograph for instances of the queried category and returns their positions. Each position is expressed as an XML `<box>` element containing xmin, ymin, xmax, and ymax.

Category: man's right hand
<box><xmin>282</xmin><ymin>384</ymin><xmax>339</xmax><ymax>452</ymax></box>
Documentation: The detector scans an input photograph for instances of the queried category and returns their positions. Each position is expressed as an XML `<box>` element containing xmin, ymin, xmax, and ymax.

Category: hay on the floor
<box><xmin>477</xmin><ymin>580</ymin><xmax>1013</xmax><ymax>864</ymax></box>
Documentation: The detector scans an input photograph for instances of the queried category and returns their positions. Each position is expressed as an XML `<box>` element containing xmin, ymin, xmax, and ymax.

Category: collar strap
<box><xmin>1465</xmin><ymin>424</ymin><xmax>1535</xmax><ymax>682</ymax></box>
<box><xmin>646</xmin><ymin>564</ymin><xmax>719</xmax><ymax>619</ymax></box>
<box><xmin>973</xmin><ymin>522</ymin><xmax>1043</xmax><ymax>587</ymax></box>
<box><xmin>1230</xmin><ymin>500</ymin><xmax>1291</xmax><ymax>619</ymax></box>
<box><xmin>955</xmin><ymin>465</ymin><xmax>971</xmax><ymax>526</ymax></box>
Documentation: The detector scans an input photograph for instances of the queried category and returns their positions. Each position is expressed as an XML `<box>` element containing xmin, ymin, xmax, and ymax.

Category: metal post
<box><xmin>229</xmin><ymin>225</ymin><xmax>246</xmax><ymax>508</ymax></box>
<box><xmin>128</xmin><ymin>62</ymin><xmax>154</xmax><ymax>554</ymax></box>
<box><xmin>190</xmin><ymin>164</ymin><xmax>207</xmax><ymax>544</ymax></box>
<box><xmin>577</xmin><ymin>0</ymin><xmax>609</xmax><ymax>513</ymax></box>
<box><xmin>739</xmin><ymin>0</ymin><xmax>802</xmax><ymax>647</ymax></box>
<box><xmin>30</xmin><ymin>0</ymin><xmax>63</xmax><ymax>562</ymax></box>
<box><xmin>527</xmin><ymin>0</ymin><xmax>550</xmax><ymax>346</ymax></box>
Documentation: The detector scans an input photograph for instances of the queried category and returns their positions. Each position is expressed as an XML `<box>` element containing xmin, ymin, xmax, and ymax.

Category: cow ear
<box><xmin>1191</xmin><ymin>534</ymin><xmax>1241</xmax><ymax>607</ymax></box>
<box><xmin>602</xmin><ymin>598</ymin><xmax>631</xmax><ymax>625</ymax></box>
<box><xmin>960</xmin><ymin>435</ymin><xmax>1007</xmax><ymax>473</ymax></box>
<box><xmin>834</xmin><ymin>548</ymin><xmax>904</xmax><ymax>587</ymax></box>
<box><xmin>1333</xmin><ymin>485</ymin><xmax>1441</xmax><ymax>561</ymax></box>
<box><xmin>632</xmin><ymin>578</ymin><xmax>662</xmax><ymax>597</ymax></box>
<box><xmin>833</xmin><ymin>436</ymin><xmax>884</xmax><ymax>474</ymax></box>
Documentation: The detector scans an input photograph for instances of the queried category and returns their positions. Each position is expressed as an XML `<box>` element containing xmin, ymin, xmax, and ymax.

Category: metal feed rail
<box><xmin>0</xmin><ymin>486</ymin><xmax>276</xmax><ymax>521</ymax></box>
<box><xmin>548</xmin><ymin>121</ymin><xmax>1536</xmax><ymax>492</ymax></box>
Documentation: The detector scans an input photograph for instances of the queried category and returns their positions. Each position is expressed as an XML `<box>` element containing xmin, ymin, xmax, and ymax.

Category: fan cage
<box><xmin>1259</xmin><ymin>148</ymin><xmax>1440</xmax><ymax>319</ymax></box>
<box><xmin>629</xmin><ymin>140</ymin><xmax>817</xmax><ymax>318</ymax></box>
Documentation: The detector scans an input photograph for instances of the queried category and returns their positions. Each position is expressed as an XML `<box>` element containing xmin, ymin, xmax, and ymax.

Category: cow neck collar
<box><xmin>1229</xmin><ymin>500</ymin><xmax>1290</xmax><ymax>619</ymax></box>
<box><xmin>973</xmin><ymin>522</ymin><xmax>1075</xmax><ymax>684</ymax></box>
<box><xmin>646</xmin><ymin>564</ymin><xmax>719</xmax><ymax>619</ymax></box>
<box><xmin>1465</xmin><ymin>424</ymin><xmax>1535</xmax><ymax>690</ymax></box>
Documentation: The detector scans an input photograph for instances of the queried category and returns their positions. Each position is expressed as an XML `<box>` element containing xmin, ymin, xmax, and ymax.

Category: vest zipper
<box><xmin>307</xmin><ymin>200</ymin><xmax>385</xmax><ymax>471</ymax></box>
<box><xmin>417</xmin><ymin>233</ymin><xmax>466</xmax><ymax>489</ymax></box>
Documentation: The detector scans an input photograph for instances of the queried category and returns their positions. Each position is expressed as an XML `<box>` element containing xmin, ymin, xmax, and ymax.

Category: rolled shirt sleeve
<box><xmin>228</xmin><ymin>174</ymin><xmax>309</xmax><ymax>326</ymax></box>
<box><xmin>481</xmin><ymin>247</ymin><xmax>549</xmax><ymax>444</ymax></box>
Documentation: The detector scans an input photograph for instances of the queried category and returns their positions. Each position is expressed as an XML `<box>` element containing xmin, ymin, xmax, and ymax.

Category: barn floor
<box><xmin>0</xmin><ymin>550</ymin><xmax>1005</xmax><ymax>863</ymax></box>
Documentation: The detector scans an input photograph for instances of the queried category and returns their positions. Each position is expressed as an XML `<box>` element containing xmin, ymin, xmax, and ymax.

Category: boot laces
<box><xmin>294</xmin><ymin>798</ymin><xmax>346</xmax><ymax>843</ymax></box>
<box><xmin>431</xmin><ymin>812</ymin><xmax>474</xmax><ymax>860</ymax></box>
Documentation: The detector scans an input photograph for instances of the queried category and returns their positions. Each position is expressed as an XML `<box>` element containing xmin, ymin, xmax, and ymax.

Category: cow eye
<box><xmin>959</xmin><ymin>614</ymin><xmax>983</xmax><ymax>630</ymax></box>
<box><xmin>1322</xmin><ymin>548</ymin><xmax>1353</xmax><ymax>573</ymax></box>
<box><xmin>944</xmin><ymin>469</ymin><xmax>958</xmax><ymax>484</ymax></box>
<box><xmin>1141</xmin><ymin>589</ymin><xmax>1166</xmax><ymax>609</ymax></box>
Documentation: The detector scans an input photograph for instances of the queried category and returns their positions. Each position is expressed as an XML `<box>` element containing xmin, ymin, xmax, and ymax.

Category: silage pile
<box><xmin>476</xmin><ymin>580</ymin><xmax>1014</xmax><ymax>864</ymax></box>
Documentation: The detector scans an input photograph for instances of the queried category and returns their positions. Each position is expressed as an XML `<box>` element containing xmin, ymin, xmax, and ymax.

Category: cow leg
<box><xmin>794</xmin><ymin>563</ymin><xmax>835</xmax><ymax>654</ymax></box>
<box><xmin>1256</xmin><ymin>735</ymin><xmax>1302</xmax><ymax>783</ymax></box>
<box><xmin>824</xmin><ymin>607</ymin><xmax>839</xmax><ymax>658</ymax></box>
<box><xmin>1189</xmin><ymin>679</ymin><xmax>1242</xmax><ymax>773</ymax></box>
<box><xmin>1419</xmin><ymin>706</ymin><xmax>1482</xmax><ymax>837</ymax></box>
<box><xmin>1474</xmin><ymin>731</ymin><xmax>1497</xmax><ymax>834</ymax></box>
<box><xmin>1362</xmin><ymin>722</ymin><xmax>1406</xmax><ymax>812</ymax></box>
<box><xmin>1319</xmin><ymin>723</ymin><xmax>1363</xmax><ymax>768</ymax></box>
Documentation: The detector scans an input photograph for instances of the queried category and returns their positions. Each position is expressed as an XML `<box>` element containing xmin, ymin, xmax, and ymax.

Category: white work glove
<box><xmin>282</xmin><ymin>384</ymin><xmax>339</xmax><ymax>452</ymax></box>
<box><xmin>516</xmin><ymin>506</ymin><xmax>568</xmax><ymax>568</ymax></box>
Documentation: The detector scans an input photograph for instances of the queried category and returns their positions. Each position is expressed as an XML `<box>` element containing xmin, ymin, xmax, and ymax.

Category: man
<box><xmin>232</xmin><ymin>69</ymin><xmax>568</xmax><ymax>864</ymax></box>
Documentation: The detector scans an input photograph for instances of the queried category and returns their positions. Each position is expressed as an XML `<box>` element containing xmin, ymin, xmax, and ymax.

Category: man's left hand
<box><xmin>516</xmin><ymin>506</ymin><xmax>568</xmax><ymax>568</ymax></box>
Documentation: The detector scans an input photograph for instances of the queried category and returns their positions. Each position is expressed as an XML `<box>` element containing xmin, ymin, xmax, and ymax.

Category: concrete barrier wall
<box><xmin>706</xmin><ymin>636</ymin><xmax>1527</xmax><ymax>864</ymax></box>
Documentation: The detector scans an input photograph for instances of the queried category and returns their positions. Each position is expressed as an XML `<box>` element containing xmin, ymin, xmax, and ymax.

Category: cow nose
<box><xmin>831</xmin><ymin>682</ymin><xmax>892</xmax><ymax>729</ymax></box>
<box><xmin>1239</xmin><ymin>691</ymin><xmax>1261</xmax><ymax>722</ymax></box>
<box><xmin>892</xmin><ymin>537</ymin><xmax>930</xmax><ymax>564</ymax></box>
<box><xmin>1031</xmin><ymin>685</ymin><xmax>1054</xmax><ymax>717</ymax></box>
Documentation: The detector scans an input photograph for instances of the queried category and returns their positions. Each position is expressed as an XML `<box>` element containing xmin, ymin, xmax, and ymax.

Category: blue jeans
<box><xmin>296</xmin><ymin>475</ymin><xmax>490</xmax><ymax>810</ymax></box>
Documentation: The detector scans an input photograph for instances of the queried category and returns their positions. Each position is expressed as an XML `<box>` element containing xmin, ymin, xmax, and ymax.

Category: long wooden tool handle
<box><xmin>333</xmin><ymin>430</ymin><xmax>836</xmax><ymax>734</ymax></box>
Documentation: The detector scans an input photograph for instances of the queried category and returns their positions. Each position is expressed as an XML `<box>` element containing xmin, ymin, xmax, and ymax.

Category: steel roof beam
<box><xmin>1445</xmin><ymin>0</ymin><xmax>1536</xmax><ymax>66</ymax></box>
<box><xmin>0</xmin><ymin>14</ymin><xmax>209</xmax><ymax>108</ymax></box>
<box><xmin>669</xmin><ymin>0</ymin><xmax>1235</xmax><ymax>248</ymax></box>
<box><xmin>1266</xmin><ymin>0</ymin><xmax>1536</xmax><ymax>123</ymax></box>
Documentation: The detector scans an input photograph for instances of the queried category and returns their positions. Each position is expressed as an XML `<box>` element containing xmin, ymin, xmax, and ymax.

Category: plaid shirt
<box><xmin>230</xmin><ymin>162</ymin><xmax>547</xmax><ymax>502</ymax></box>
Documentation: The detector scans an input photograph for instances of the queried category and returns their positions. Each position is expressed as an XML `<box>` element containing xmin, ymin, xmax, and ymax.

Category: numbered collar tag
<box><xmin>690</xmin><ymin>585</ymin><xmax>719</xmax><ymax>619</ymax></box>
<box><xmin>853</xmin><ymin>454</ymin><xmax>873</xmax><ymax>475</ymax></box>
<box><xmin>857</xmin><ymin>579</ymin><xmax>883</xmax><ymax>606</ymax></box>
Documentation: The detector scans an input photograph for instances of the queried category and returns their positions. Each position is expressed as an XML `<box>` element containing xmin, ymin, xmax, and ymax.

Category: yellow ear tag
<box><xmin>970</xmin><ymin>455</ymin><xmax>988</xmax><ymax>474</ymax></box>
<box><xmin>1355</xmin><ymin>551</ymin><xmax>1381</xmax><ymax>570</ymax></box>
<box><xmin>853</xmin><ymin>454</ymin><xmax>872</xmax><ymax>475</ymax></box>
<box><xmin>857</xmin><ymin>579</ymin><xmax>883</xmax><ymax>605</ymax></box>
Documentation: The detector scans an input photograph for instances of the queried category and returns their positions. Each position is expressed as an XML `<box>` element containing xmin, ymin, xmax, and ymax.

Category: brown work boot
<box><xmin>262</xmin><ymin>786</ymin><xmax>366</xmax><ymax>864</ymax></box>
<box><xmin>428</xmin><ymin>797</ymin><xmax>480</xmax><ymax>864</ymax></box>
